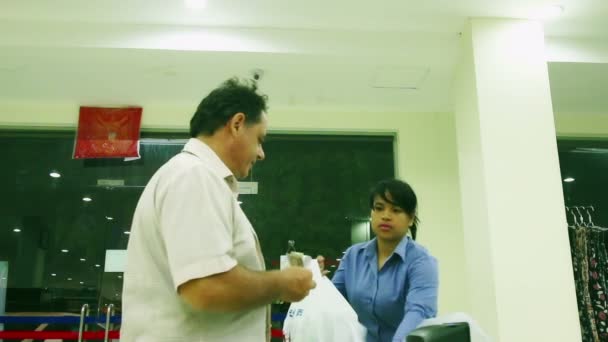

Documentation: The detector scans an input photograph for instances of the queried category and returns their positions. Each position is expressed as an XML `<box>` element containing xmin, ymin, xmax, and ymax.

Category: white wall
<box><xmin>555</xmin><ymin>112</ymin><xmax>608</xmax><ymax>138</ymax></box>
<box><xmin>0</xmin><ymin>100</ymin><xmax>605</xmax><ymax>319</ymax></box>
<box><xmin>269</xmin><ymin>107</ymin><xmax>470</xmax><ymax>315</ymax></box>
<box><xmin>0</xmin><ymin>101</ymin><xmax>471</xmax><ymax>315</ymax></box>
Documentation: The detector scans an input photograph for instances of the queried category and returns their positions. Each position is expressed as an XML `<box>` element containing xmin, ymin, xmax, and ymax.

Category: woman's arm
<box><xmin>392</xmin><ymin>255</ymin><xmax>439</xmax><ymax>342</ymax></box>
<box><xmin>331</xmin><ymin>248</ymin><xmax>352</xmax><ymax>299</ymax></box>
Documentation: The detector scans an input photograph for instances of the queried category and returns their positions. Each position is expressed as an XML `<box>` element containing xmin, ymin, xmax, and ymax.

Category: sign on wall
<box><xmin>104</xmin><ymin>250</ymin><xmax>127</xmax><ymax>273</ymax></box>
<box><xmin>73</xmin><ymin>106</ymin><xmax>142</xmax><ymax>159</ymax></box>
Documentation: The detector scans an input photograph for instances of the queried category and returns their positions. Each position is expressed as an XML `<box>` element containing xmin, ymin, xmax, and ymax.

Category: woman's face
<box><xmin>370</xmin><ymin>193</ymin><xmax>413</xmax><ymax>243</ymax></box>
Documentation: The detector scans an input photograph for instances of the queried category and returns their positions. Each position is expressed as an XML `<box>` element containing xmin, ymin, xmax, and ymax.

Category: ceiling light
<box><xmin>237</xmin><ymin>201</ymin><xmax>243</xmax><ymax>205</ymax></box>
<box><xmin>49</xmin><ymin>172</ymin><xmax>61</xmax><ymax>178</ymax></box>
<box><xmin>82</xmin><ymin>197</ymin><xmax>92</xmax><ymax>202</ymax></box>
<box><xmin>51</xmin><ymin>273</ymin><xmax>57</xmax><ymax>277</ymax></box>
<box><xmin>61</xmin><ymin>249</ymin><xmax>69</xmax><ymax>253</ymax></box>
<box><xmin>564</xmin><ymin>177</ymin><xmax>575</xmax><ymax>183</ymax></box>
<box><xmin>106</xmin><ymin>216</ymin><xmax>114</xmax><ymax>221</ymax></box>
<box><xmin>95</xmin><ymin>264</ymin><xmax>101</xmax><ymax>268</ymax></box>
<box><xmin>124</xmin><ymin>231</ymin><xmax>130</xmax><ymax>235</ymax></box>
<box><xmin>80</xmin><ymin>258</ymin><xmax>86</xmax><ymax>262</ymax></box>
<box><xmin>67</xmin><ymin>278</ymin><xmax>72</xmax><ymax>281</ymax></box>
<box><xmin>185</xmin><ymin>0</ymin><xmax>207</xmax><ymax>10</ymax></box>
<box><xmin>13</xmin><ymin>228</ymin><xmax>21</xmax><ymax>233</ymax></box>
<box><xmin>118</xmin><ymin>275</ymin><xmax>123</xmax><ymax>279</ymax></box>
<box><xmin>80</xmin><ymin>281</ymin><xmax>84</xmax><ymax>285</ymax></box>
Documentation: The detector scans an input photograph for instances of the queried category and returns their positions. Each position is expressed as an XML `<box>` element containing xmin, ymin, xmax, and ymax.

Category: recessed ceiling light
<box><xmin>118</xmin><ymin>275</ymin><xmax>123</xmax><ymax>279</ymax></box>
<box><xmin>124</xmin><ymin>231</ymin><xmax>130</xmax><ymax>235</ymax></box>
<box><xmin>80</xmin><ymin>258</ymin><xmax>86</xmax><ymax>262</ymax></box>
<box><xmin>237</xmin><ymin>201</ymin><xmax>243</xmax><ymax>205</ymax></box>
<box><xmin>106</xmin><ymin>216</ymin><xmax>114</xmax><ymax>221</ymax></box>
<box><xmin>82</xmin><ymin>197</ymin><xmax>92</xmax><ymax>202</ymax></box>
<box><xmin>95</xmin><ymin>264</ymin><xmax>101</xmax><ymax>268</ymax></box>
<box><xmin>51</xmin><ymin>273</ymin><xmax>57</xmax><ymax>277</ymax></box>
<box><xmin>67</xmin><ymin>278</ymin><xmax>72</xmax><ymax>281</ymax></box>
<box><xmin>185</xmin><ymin>0</ymin><xmax>207</xmax><ymax>10</ymax></box>
<box><xmin>80</xmin><ymin>281</ymin><xmax>84</xmax><ymax>285</ymax></box>
<box><xmin>49</xmin><ymin>172</ymin><xmax>61</xmax><ymax>178</ymax></box>
<box><xmin>564</xmin><ymin>177</ymin><xmax>575</xmax><ymax>183</ymax></box>
<box><xmin>13</xmin><ymin>228</ymin><xmax>21</xmax><ymax>233</ymax></box>
<box><xmin>61</xmin><ymin>249</ymin><xmax>69</xmax><ymax>253</ymax></box>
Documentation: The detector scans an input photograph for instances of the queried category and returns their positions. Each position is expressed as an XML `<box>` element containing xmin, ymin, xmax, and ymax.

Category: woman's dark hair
<box><xmin>189</xmin><ymin>77</ymin><xmax>268</xmax><ymax>137</ymax></box>
<box><xmin>369</xmin><ymin>178</ymin><xmax>420</xmax><ymax>240</ymax></box>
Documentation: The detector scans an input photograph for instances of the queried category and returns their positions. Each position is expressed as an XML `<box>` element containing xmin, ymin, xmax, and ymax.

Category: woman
<box><xmin>333</xmin><ymin>179</ymin><xmax>438</xmax><ymax>342</ymax></box>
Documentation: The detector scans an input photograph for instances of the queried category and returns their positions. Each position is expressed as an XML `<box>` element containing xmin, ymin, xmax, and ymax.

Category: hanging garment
<box><xmin>588</xmin><ymin>229</ymin><xmax>608</xmax><ymax>341</ymax></box>
<box><xmin>570</xmin><ymin>227</ymin><xmax>600</xmax><ymax>341</ymax></box>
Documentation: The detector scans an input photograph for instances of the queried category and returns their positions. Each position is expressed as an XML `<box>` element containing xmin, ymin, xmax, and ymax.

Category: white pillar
<box><xmin>453</xmin><ymin>19</ymin><xmax>581</xmax><ymax>341</ymax></box>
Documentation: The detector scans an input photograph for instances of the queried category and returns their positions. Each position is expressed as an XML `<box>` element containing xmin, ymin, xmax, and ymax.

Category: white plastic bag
<box><xmin>282</xmin><ymin>258</ymin><xmax>366</xmax><ymax>342</ymax></box>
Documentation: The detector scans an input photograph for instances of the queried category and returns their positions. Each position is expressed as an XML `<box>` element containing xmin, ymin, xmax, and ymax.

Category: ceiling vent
<box><xmin>371</xmin><ymin>66</ymin><xmax>430</xmax><ymax>90</ymax></box>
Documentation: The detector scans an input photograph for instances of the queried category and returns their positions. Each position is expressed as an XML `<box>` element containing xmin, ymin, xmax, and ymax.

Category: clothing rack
<box><xmin>566</xmin><ymin>205</ymin><xmax>608</xmax><ymax>341</ymax></box>
<box><xmin>566</xmin><ymin>206</ymin><xmax>604</xmax><ymax>229</ymax></box>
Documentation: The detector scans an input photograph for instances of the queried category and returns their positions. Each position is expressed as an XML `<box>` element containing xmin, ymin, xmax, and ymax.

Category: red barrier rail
<box><xmin>0</xmin><ymin>330</ymin><xmax>120</xmax><ymax>339</ymax></box>
<box><xmin>271</xmin><ymin>328</ymin><xmax>285</xmax><ymax>338</ymax></box>
<box><xmin>0</xmin><ymin>329</ymin><xmax>284</xmax><ymax>339</ymax></box>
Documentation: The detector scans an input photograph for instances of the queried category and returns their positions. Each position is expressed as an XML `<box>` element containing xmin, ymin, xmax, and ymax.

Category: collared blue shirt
<box><xmin>332</xmin><ymin>237</ymin><xmax>438</xmax><ymax>342</ymax></box>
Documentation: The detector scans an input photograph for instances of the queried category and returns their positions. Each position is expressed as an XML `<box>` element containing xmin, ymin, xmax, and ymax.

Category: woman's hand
<box><xmin>316</xmin><ymin>255</ymin><xmax>331</xmax><ymax>277</ymax></box>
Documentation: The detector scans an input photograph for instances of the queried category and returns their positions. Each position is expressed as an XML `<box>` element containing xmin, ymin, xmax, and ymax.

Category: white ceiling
<box><xmin>1</xmin><ymin>0</ymin><xmax>607</xmax><ymax>114</ymax></box>
<box><xmin>2</xmin><ymin>0</ymin><xmax>607</xmax><ymax>37</ymax></box>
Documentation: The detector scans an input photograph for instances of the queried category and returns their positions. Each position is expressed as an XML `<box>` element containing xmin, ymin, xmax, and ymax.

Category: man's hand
<box><xmin>277</xmin><ymin>267</ymin><xmax>316</xmax><ymax>302</ymax></box>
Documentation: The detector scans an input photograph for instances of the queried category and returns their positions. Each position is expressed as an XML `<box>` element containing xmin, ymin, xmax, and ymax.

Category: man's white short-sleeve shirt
<box><xmin>121</xmin><ymin>138</ymin><xmax>267</xmax><ymax>342</ymax></box>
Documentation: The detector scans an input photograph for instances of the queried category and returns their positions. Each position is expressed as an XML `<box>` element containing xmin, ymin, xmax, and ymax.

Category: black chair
<box><xmin>407</xmin><ymin>322</ymin><xmax>471</xmax><ymax>342</ymax></box>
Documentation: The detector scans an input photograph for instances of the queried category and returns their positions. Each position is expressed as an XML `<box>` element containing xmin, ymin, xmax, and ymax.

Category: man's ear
<box><xmin>228</xmin><ymin>112</ymin><xmax>246</xmax><ymax>135</ymax></box>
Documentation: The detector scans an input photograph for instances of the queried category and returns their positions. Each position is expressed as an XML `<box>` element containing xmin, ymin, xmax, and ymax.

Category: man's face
<box><xmin>232</xmin><ymin>113</ymin><xmax>267</xmax><ymax>179</ymax></box>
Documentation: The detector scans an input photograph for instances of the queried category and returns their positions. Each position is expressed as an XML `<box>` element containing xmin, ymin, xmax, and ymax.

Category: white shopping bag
<box><xmin>280</xmin><ymin>253</ymin><xmax>312</xmax><ymax>270</ymax></box>
<box><xmin>282</xmin><ymin>257</ymin><xmax>366</xmax><ymax>342</ymax></box>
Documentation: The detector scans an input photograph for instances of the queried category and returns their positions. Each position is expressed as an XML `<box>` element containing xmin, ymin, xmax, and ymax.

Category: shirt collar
<box><xmin>182</xmin><ymin>138</ymin><xmax>238</xmax><ymax>193</ymax></box>
<box><xmin>363</xmin><ymin>236</ymin><xmax>410</xmax><ymax>261</ymax></box>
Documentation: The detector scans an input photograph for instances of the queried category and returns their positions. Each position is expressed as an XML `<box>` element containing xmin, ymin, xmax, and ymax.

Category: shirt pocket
<box><xmin>231</xmin><ymin>207</ymin><xmax>261</xmax><ymax>269</ymax></box>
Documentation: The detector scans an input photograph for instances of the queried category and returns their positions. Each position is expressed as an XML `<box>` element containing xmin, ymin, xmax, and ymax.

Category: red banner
<box><xmin>73</xmin><ymin>106</ymin><xmax>142</xmax><ymax>159</ymax></box>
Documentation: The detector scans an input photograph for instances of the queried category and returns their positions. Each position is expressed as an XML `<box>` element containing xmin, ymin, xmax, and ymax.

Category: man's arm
<box><xmin>178</xmin><ymin>265</ymin><xmax>314</xmax><ymax>312</ymax></box>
